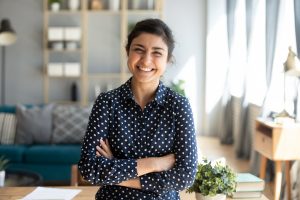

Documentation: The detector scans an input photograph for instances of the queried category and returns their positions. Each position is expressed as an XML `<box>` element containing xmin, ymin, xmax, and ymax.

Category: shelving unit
<box><xmin>43</xmin><ymin>0</ymin><xmax>164</xmax><ymax>105</ymax></box>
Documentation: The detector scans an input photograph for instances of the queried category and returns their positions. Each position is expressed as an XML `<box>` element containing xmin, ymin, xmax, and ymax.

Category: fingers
<box><xmin>96</xmin><ymin>138</ymin><xmax>114</xmax><ymax>159</ymax></box>
<box><xmin>100</xmin><ymin>139</ymin><xmax>111</xmax><ymax>155</ymax></box>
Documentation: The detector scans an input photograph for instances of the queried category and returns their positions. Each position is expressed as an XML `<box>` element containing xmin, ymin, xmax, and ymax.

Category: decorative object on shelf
<box><xmin>65</xmin><ymin>41</ymin><xmax>78</xmax><ymax>50</ymax></box>
<box><xmin>0</xmin><ymin>155</ymin><xmax>9</xmax><ymax>187</ymax></box>
<box><xmin>94</xmin><ymin>84</ymin><xmax>101</xmax><ymax>98</ymax></box>
<box><xmin>187</xmin><ymin>158</ymin><xmax>237</xmax><ymax>200</ymax></box>
<box><xmin>64</xmin><ymin>27</ymin><xmax>81</xmax><ymax>50</ymax></box>
<box><xmin>48</xmin><ymin>63</ymin><xmax>64</xmax><ymax>76</ymax></box>
<box><xmin>147</xmin><ymin>0</ymin><xmax>155</xmax><ymax>9</ymax></box>
<box><xmin>68</xmin><ymin>0</ymin><xmax>80</xmax><ymax>11</ymax></box>
<box><xmin>0</xmin><ymin>18</ymin><xmax>17</xmax><ymax>105</ymax></box>
<box><xmin>131</xmin><ymin>0</ymin><xmax>140</xmax><ymax>9</ymax></box>
<box><xmin>275</xmin><ymin>47</ymin><xmax>300</xmax><ymax>123</ymax></box>
<box><xmin>90</xmin><ymin>0</ymin><xmax>103</xmax><ymax>10</ymax></box>
<box><xmin>48</xmin><ymin>27</ymin><xmax>64</xmax><ymax>50</ymax></box>
<box><xmin>71</xmin><ymin>82</ymin><xmax>78</xmax><ymax>101</ymax></box>
<box><xmin>48</xmin><ymin>0</ymin><xmax>62</xmax><ymax>11</ymax></box>
<box><xmin>109</xmin><ymin>0</ymin><xmax>120</xmax><ymax>11</ymax></box>
<box><xmin>64</xmin><ymin>62</ymin><xmax>81</xmax><ymax>77</ymax></box>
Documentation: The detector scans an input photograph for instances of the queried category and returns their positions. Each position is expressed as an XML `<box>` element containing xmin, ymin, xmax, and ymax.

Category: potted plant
<box><xmin>0</xmin><ymin>156</ymin><xmax>9</xmax><ymax>187</ymax></box>
<box><xmin>49</xmin><ymin>0</ymin><xmax>62</xmax><ymax>12</ymax></box>
<box><xmin>170</xmin><ymin>80</ymin><xmax>186</xmax><ymax>96</ymax></box>
<box><xmin>187</xmin><ymin>159</ymin><xmax>237</xmax><ymax>200</ymax></box>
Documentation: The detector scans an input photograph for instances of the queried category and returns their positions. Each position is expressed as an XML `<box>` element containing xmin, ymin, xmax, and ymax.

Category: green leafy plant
<box><xmin>187</xmin><ymin>159</ymin><xmax>237</xmax><ymax>197</ymax></box>
<box><xmin>0</xmin><ymin>156</ymin><xmax>9</xmax><ymax>171</ymax></box>
<box><xmin>48</xmin><ymin>0</ymin><xmax>62</xmax><ymax>4</ymax></box>
<box><xmin>170</xmin><ymin>80</ymin><xmax>185</xmax><ymax>96</ymax></box>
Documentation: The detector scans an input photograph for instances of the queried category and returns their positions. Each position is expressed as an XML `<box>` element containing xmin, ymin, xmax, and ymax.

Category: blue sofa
<box><xmin>0</xmin><ymin>105</ymin><xmax>82</xmax><ymax>184</ymax></box>
<box><xmin>0</xmin><ymin>144</ymin><xmax>80</xmax><ymax>182</ymax></box>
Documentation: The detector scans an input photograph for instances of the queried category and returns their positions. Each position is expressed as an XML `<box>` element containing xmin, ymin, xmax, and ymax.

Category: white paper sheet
<box><xmin>21</xmin><ymin>187</ymin><xmax>81</xmax><ymax>200</ymax></box>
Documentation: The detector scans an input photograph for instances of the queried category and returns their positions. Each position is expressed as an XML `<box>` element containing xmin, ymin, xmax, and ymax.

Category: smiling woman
<box><xmin>78</xmin><ymin>18</ymin><xmax>198</xmax><ymax>200</ymax></box>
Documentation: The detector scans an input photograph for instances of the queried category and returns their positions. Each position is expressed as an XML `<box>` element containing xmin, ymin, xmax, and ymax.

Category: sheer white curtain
<box><xmin>205</xmin><ymin>0</ymin><xmax>267</xmax><ymax>158</ymax></box>
<box><xmin>204</xmin><ymin>0</ymin><xmax>297</xmax><ymax>160</ymax></box>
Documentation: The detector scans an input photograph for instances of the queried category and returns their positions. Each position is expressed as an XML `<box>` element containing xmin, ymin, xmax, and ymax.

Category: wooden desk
<box><xmin>0</xmin><ymin>186</ymin><xmax>98</xmax><ymax>200</ymax></box>
<box><xmin>0</xmin><ymin>186</ymin><xmax>268</xmax><ymax>200</ymax></box>
<box><xmin>254</xmin><ymin>118</ymin><xmax>300</xmax><ymax>200</ymax></box>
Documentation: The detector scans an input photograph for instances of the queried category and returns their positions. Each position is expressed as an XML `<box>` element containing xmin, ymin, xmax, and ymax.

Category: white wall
<box><xmin>164</xmin><ymin>0</ymin><xmax>206</xmax><ymax>134</ymax></box>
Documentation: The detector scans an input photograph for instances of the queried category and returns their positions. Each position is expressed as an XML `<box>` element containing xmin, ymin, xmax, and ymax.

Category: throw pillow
<box><xmin>0</xmin><ymin>113</ymin><xmax>17</xmax><ymax>144</ymax></box>
<box><xmin>51</xmin><ymin>105</ymin><xmax>91</xmax><ymax>144</ymax></box>
<box><xmin>15</xmin><ymin>104</ymin><xmax>54</xmax><ymax>144</ymax></box>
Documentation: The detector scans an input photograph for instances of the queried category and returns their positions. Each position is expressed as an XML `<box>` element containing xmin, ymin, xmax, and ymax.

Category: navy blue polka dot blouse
<box><xmin>78</xmin><ymin>78</ymin><xmax>198</xmax><ymax>200</ymax></box>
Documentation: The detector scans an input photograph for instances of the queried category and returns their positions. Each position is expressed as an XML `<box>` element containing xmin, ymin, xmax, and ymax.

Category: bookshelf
<box><xmin>43</xmin><ymin>0</ymin><xmax>164</xmax><ymax>105</ymax></box>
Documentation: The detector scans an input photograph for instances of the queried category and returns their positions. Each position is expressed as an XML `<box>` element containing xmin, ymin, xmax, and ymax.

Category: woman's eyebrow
<box><xmin>132</xmin><ymin>44</ymin><xmax>166</xmax><ymax>51</ymax></box>
<box><xmin>152</xmin><ymin>47</ymin><xmax>166</xmax><ymax>51</ymax></box>
<box><xmin>132</xmin><ymin>44</ymin><xmax>144</xmax><ymax>48</ymax></box>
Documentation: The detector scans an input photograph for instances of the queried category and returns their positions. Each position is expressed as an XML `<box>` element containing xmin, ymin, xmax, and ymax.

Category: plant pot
<box><xmin>68</xmin><ymin>0</ymin><xmax>80</xmax><ymax>11</ymax></box>
<box><xmin>195</xmin><ymin>193</ymin><xmax>226</xmax><ymax>200</ymax></box>
<box><xmin>0</xmin><ymin>170</ymin><xmax>5</xmax><ymax>187</ymax></box>
<box><xmin>50</xmin><ymin>2</ymin><xmax>60</xmax><ymax>12</ymax></box>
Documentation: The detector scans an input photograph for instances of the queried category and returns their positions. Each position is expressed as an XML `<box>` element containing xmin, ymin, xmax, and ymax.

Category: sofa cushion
<box><xmin>15</xmin><ymin>104</ymin><xmax>54</xmax><ymax>144</ymax></box>
<box><xmin>51</xmin><ymin>105</ymin><xmax>91</xmax><ymax>144</ymax></box>
<box><xmin>0</xmin><ymin>113</ymin><xmax>17</xmax><ymax>144</ymax></box>
<box><xmin>0</xmin><ymin>145</ymin><xmax>27</xmax><ymax>162</ymax></box>
<box><xmin>24</xmin><ymin>145</ymin><xmax>81</xmax><ymax>164</ymax></box>
<box><xmin>0</xmin><ymin>105</ymin><xmax>16</xmax><ymax>114</ymax></box>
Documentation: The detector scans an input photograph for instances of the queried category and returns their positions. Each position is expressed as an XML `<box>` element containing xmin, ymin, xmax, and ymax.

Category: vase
<box><xmin>50</xmin><ymin>2</ymin><xmax>60</xmax><ymax>12</ymax></box>
<box><xmin>90</xmin><ymin>0</ymin><xmax>103</xmax><ymax>10</ymax></box>
<box><xmin>68</xmin><ymin>0</ymin><xmax>80</xmax><ymax>11</ymax></box>
<box><xmin>109</xmin><ymin>0</ymin><xmax>120</xmax><ymax>11</ymax></box>
<box><xmin>147</xmin><ymin>0</ymin><xmax>154</xmax><ymax>10</ymax></box>
<box><xmin>0</xmin><ymin>170</ymin><xmax>5</xmax><ymax>187</ymax></box>
<box><xmin>195</xmin><ymin>193</ymin><xmax>226</xmax><ymax>200</ymax></box>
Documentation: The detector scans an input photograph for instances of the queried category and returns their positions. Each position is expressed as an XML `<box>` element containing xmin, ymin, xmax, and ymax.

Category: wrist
<box><xmin>137</xmin><ymin>157</ymin><xmax>158</xmax><ymax>176</ymax></box>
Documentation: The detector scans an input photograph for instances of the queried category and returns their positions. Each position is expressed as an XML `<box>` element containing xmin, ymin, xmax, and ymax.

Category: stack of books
<box><xmin>232</xmin><ymin>173</ymin><xmax>265</xmax><ymax>198</ymax></box>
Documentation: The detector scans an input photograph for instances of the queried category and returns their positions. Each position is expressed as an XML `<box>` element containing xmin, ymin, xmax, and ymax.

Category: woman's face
<box><xmin>127</xmin><ymin>33</ymin><xmax>169</xmax><ymax>85</ymax></box>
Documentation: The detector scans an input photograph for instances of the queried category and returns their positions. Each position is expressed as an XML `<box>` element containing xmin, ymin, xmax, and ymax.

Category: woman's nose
<box><xmin>141</xmin><ymin>52</ymin><xmax>152</xmax><ymax>65</ymax></box>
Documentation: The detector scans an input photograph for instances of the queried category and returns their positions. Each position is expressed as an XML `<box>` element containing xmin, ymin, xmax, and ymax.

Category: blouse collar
<box><xmin>121</xmin><ymin>77</ymin><xmax>167</xmax><ymax>107</ymax></box>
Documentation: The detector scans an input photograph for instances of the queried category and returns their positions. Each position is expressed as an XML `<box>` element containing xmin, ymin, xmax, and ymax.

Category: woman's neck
<box><xmin>131</xmin><ymin>79</ymin><xmax>159</xmax><ymax>110</ymax></box>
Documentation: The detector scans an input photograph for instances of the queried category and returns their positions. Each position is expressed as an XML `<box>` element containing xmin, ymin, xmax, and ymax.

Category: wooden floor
<box><xmin>195</xmin><ymin>136</ymin><xmax>273</xmax><ymax>200</ymax></box>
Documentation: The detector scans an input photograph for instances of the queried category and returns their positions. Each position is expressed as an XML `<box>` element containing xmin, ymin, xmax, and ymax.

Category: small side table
<box><xmin>254</xmin><ymin>118</ymin><xmax>300</xmax><ymax>200</ymax></box>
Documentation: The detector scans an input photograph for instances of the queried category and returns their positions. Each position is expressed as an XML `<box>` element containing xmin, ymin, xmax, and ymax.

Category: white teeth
<box><xmin>138</xmin><ymin>66</ymin><xmax>152</xmax><ymax>72</ymax></box>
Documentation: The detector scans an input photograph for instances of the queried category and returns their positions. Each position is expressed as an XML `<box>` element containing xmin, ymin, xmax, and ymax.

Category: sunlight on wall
<box><xmin>173</xmin><ymin>56</ymin><xmax>199</xmax><ymax>129</ymax></box>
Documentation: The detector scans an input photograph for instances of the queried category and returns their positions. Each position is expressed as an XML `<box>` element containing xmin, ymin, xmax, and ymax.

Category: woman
<box><xmin>78</xmin><ymin>18</ymin><xmax>197</xmax><ymax>200</ymax></box>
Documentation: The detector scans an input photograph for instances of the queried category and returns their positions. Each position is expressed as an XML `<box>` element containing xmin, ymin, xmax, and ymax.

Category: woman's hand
<box><xmin>154</xmin><ymin>154</ymin><xmax>175</xmax><ymax>172</ymax></box>
<box><xmin>96</xmin><ymin>138</ymin><xmax>114</xmax><ymax>159</ymax></box>
<box><xmin>136</xmin><ymin>153</ymin><xmax>175</xmax><ymax>176</ymax></box>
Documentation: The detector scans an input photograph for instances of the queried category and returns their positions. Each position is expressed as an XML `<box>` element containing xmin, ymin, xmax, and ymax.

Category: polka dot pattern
<box><xmin>78</xmin><ymin>78</ymin><xmax>198</xmax><ymax>200</ymax></box>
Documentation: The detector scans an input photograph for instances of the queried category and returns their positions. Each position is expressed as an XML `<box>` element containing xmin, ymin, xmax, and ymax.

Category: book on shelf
<box><xmin>235</xmin><ymin>173</ymin><xmax>265</xmax><ymax>192</ymax></box>
<box><xmin>232</xmin><ymin>190</ymin><xmax>263</xmax><ymax>198</ymax></box>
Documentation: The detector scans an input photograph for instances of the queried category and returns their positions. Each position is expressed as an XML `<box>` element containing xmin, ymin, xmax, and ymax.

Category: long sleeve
<box><xmin>139</xmin><ymin>97</ymin><xmax>198</xmax><ymax>193</ymax></box>
<box><xmin>78</xmin><ymin>93</ymin><xmax>138</xmax><ymax>185</ymax></box>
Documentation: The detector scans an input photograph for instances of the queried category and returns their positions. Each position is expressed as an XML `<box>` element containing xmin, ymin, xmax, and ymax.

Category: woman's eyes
<box><xmin>133</xmin><ymin>48</ymin><xmax>162</xmax><ymax>57</ymax></box>
<box><xmin>153</xmin><ymin>51</ymin><xmax>162</xmax><ymax>57</ymax></box>
<box><xmin>133</xmin><ymin>48</ymin><xmax>144</xmax><ymax>53</ymax></box>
